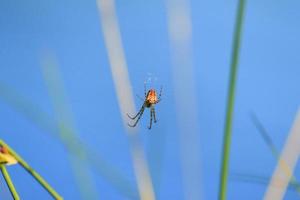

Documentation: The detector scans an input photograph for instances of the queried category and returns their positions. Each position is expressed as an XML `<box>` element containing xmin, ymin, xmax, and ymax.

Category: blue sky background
<box><xmin>0</xmin><ymin>0</ymin><xmax>300</xmax><ymax>199</ymax></box>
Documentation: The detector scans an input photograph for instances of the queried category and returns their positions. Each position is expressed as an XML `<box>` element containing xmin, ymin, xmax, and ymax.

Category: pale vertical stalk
<box><xmin>96</xmin><ymin>0</ymin><xmax>155</xmax><ymax>199</ymax></box>
<box><xmin>264</xmin><ymin>109</ymin><xmax>300</xmax><ymax>200</ymax></box>
<box><xmin>41</xmin><ymin>55</ymin><xmax>99</xmax><ymax>200</ymax></box>
<box><xmin>165</xmin><ymin>0</ymin><xmax>202</xmax><ymax>199</ymax></box>
<box><xmin>0</xmin><ymin>165</ymin><xmax>20</xmax><ymax>200</ymax></box>
<box><xmin>0</xmin><ymin>140</ymin><xmax>62</xmax><ymax>199</ymax></box>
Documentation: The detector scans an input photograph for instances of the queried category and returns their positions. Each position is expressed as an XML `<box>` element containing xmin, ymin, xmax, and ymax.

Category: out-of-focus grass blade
<box><xmin>96</xmin><ymin>0</ymin><xmax>155</xmax><ymax>199</ymax></box>
<box><xmin>41</xmin><ymin>54</ymin><xmax>99</xmax><ymax>200</ymax></box>
<box><xmin>0</xmin><ymin>82</ymin><xmax>57</xmax><ymax>137</ymax></box>
<box><xmin>0</xmin><ymin>81</ymin><xmax>138</xmax><ymax>199</ymax></box>
<box><xmin>231</xmin><ymin>172</ymin><xmax>269</xmax><ymax>186</ymax></box>
<box><xmin>166</xmin><ymin>0</ymin><xmax>203</xmax><ymax>198</ymax></box>
<box><xmin>230</xmin><ymin>172</ymin><xmax>299</xmax><ymax>192</ymax></box>
<box><xmin>251</xmin><ymin>113</ymin><xmax>300</xmax><ymax>196</ymax></box>
<box><xmin>250</xmin><ymin>113</ymin><xmax>278</xmax><ymax>155</ymax></box>
<box><xmin>264</xmin><ymin>110</ymin><xmax>300</xmax><ymax>199</ymax></box>
<box><xmin>218</xmin><ymin>0</ymin><xmax>246</xmax><ymax>199</ymax></box>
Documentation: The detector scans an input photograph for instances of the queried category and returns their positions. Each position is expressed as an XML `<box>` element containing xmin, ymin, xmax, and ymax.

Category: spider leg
<box><xmin>148</xmin><ymin>108</ymin><xmax>153</xmax><ymax>129</ymax></box>
<box><xmin>127</xmin><ymin>104</ymin><xmax>145</xmax><ymax>120</ymax></box>
<box><xmin>128</xmin><ymin>106</ymin><xmax>145</xmax><ymax>127</ymax></box>
<box><xmin>152</xmin><ymin>107</ymin><xmax>157</xmax><ymax>123</ymax></box>
<box><xmin>144</xmin><ymin>83</ymin><xmax>147</xmax><ymax>98</ymax></box>
<box><xmin>156</xmin><ymin>86</ymin><xmax>163</xmax><ymax>103</ymax></box>
<box><xmin>136</xmin><ymin>94</ymin><xmax>144</xmax><ymax>102</ymax></box>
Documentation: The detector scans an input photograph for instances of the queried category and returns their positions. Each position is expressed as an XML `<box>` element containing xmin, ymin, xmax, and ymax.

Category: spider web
<box><xmin>144</xmin><ymin>73</ymin><xmax>159</xmax><ymax>89</ymax></box>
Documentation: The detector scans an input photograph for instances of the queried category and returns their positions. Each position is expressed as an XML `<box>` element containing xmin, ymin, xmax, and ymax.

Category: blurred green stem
<box><xmin>41</xmin><ymin>55</ymin><xmax>99</xmax><ymax>199</ymax></box>
<box><xmin>0</xmin><ymin>140</ymin><xmax>62</xmax><ymax>200</ymax></box>
<box><xmin>218</xmin><ymin>0</ymin><xmax>246</xmax><ymax>200</ymax></box>
<box><xmin>0</xmin><ymin>164</ymin><xmax>20</xmax><ymax>200</ymax></box>
<box><xmin>231</xmin><ymin>172</ymin><xmax>299</xmax><ymax>191</ymax></box>
<box><xmin>0</xmin><ymin>81</ymin><xmax>137</xmax><ymax>199</ymax></box>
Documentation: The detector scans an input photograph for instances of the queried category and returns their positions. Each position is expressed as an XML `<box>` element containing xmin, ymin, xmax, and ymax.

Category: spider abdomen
<box><xmin>146</xmin><ymin>89</ymin><xmax>157</xmax><ymax>106</ymax></box>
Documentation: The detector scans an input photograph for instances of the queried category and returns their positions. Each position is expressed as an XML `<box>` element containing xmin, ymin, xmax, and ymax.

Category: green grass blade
<box><xmin>0</xmin><ymin>164</ymin><xmax>20</xmax><ymax>200</ymax></box>
<box><xmin>0</xmin><ymin>140</ymin><xmax>62</xmax><ymax>200</ymax></box>
<box><xmin>218</xmin><ymin>0</ymin><xmax>246</xmax><ymax>199</ymax></box>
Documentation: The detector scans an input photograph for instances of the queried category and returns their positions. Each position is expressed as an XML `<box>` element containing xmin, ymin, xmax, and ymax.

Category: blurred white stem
<box><xmin>166</xmin><ymin>0</ymin><xmax>203</xmax><ymax>199</ymax></box>
<box><xmin>264</xmin><ymin>109</ymin><xmax>300</xmax><ymax>200</ymax></box>
<box><xmin>96</xmin><ymin>0</ymin><xmax>155</xmax><ymax>199</ymax></box>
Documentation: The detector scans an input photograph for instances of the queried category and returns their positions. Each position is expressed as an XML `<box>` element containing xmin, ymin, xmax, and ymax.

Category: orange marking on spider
<box><xmin>127</xmin><ymin>84</ymin><xmax>162</xmax><ymax>129</ymax></box>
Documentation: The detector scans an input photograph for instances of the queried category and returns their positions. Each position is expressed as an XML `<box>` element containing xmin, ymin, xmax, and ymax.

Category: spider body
<box><xmin>127</xmin><ymin>85</ymin><xmax>162</xmax><ymax>129</ymax></box>
<box><xmin>145</xmin><ymin>89</ymin><xmax>158</xmax><ymax>107</ymax></box>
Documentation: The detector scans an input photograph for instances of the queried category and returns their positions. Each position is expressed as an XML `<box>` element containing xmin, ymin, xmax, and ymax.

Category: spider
<box><xmin>127</xmin><ymin>84</ymin><xmax>162</xmax><ymax>129</ymax></box>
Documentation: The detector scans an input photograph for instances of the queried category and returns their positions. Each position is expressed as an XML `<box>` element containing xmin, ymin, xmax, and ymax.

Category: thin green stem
<box><xmin>0</xmin><ymin>164</ymin><xmax>20</xmax><ymax>200</ymax></box>
<box><xmin>218</xmin><ymin>0</ymin><xmax>246</xmax><ymax>200</ymax></box>
<box><xmin>0</xmin><ymin>140</ymin><xmax>62</xmax><ymax>200</ymax></box>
